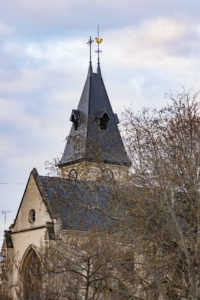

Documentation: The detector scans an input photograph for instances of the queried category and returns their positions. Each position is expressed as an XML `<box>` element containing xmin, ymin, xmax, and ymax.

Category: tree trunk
<box><xmin>84</xmin><ymin>258</ymin><xmax>90</xmax><ymax>300</ymax></box>
<box><xmin>85</xmin><ymin>283</ymin><xmax>89</xmax><ymax>300</ymax></box>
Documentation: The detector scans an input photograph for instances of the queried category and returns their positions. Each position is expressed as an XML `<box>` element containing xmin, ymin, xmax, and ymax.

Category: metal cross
<box><xmin>87</xmin><ymin>36</ymin><xmax>94</xmax><ymax>63</ymax></box>
<box><xmin>95</xmin><ymin>25</ymin><xmax>102</xmax><ymax>65</ymax></box>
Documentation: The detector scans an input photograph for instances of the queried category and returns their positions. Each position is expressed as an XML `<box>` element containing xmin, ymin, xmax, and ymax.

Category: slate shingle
<box><xmin>58</xmin><ymin>64</ymin><xmax>131</xmax><ymax>167</ymax></box>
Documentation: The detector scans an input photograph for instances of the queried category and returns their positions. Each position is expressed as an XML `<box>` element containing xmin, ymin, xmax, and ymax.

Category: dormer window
<box><xmin>100</xmin><ymin>112</ymin><xmax>110</xmax><ymax>130</ymax></box>
<box><xmin>96</xmin><ymin>110</ymin><xmax>110</xmax><ymax>130</ymax></box>
<box><xmin>70</xmin><ymin>110</ymin><xmax>80</xmax><ymax>131</ymax></box>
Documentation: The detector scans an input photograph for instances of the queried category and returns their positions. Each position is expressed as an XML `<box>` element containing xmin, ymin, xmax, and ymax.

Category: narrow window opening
<box><xmin>99</xmin><ymin>112</ymin><xmax>110</xmax><ymax>130</ymax></box>
<box><xmin>28</xmin><ymin>209</ymin><xmax>36</xmax><ymax>223</ymax></box>
<box><xmin>71</xmin><ymin>115</ymin><xmax>79</xmax><ymax>130</ymax></box>
<box><xmin>70</xmin><ymin>110</ymin><xmax>80</xmax><ymax>131</ymax></box>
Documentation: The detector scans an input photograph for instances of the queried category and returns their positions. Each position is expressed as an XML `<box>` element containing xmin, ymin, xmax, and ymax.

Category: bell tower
<box><xmin>58</xmin><ymin>35</ymin><xmax>131</xmax><ymax>182</ymax></box>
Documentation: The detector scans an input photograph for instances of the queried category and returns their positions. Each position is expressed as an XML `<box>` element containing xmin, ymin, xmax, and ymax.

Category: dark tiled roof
<box><xmin>35</xmin><ymin>171</ymin><xmax>115</xmax><ymax>231</ymax></box>
<box><xmin>58</xmin><ymin>64</ymin><xmax>131</xmax><ymax>167</ymax></box>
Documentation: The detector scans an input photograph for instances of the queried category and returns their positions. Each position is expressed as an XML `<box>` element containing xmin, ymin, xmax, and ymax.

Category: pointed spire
<box><xmin>87</xmin><ymin>36</ymin><xmax>94</xmax><ymax>64</ymax></box>
<box><xmin>87</xmin><ymin>36</ymin><xmax>94</xmax><ymax>77</ymax></box>
<box><xmin>95</xmin><ymin>25</ymin><xmax>103</xmax><ymax>73</ymax></box>
<box><xmin>58</xmin><ymin>34</ymin><xmax>131</xmax><ymax>168</ymax></box>
<box><xmin>88</xmin><ymin>61</ymin><xmax>93</xmax><ymax>77</ymax></box>
<box><xmin>97</xmin><ymin>63</ymin><xmax>101</xmax><ymax>77</ymax></box>
<box><xmin>59</xmin><ymin>69</ymin><xmax>130</xmax><ymax>168</ymax></box>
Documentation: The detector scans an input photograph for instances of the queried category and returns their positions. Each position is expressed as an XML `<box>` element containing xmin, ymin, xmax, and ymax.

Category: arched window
<box><xmin>99</xmin><ymin>112</ymin><xmax>110</xmax><ymax>130</ymax></box>
<box><xmin>70</xmin><ymin>109</ymin><xmax>80</xmax><ymax>131</ymax></box>
<box><xmin>28</xmin><ymin>209</ymin><xmax>36</xmax><ymax>223</ymax></box>
<box><xmin>22</xmin><ymin>248</ymin><xmax>42</xmax><ymax>300</ymax></box>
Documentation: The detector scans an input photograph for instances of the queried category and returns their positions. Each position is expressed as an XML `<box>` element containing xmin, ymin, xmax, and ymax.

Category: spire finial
<box><xmin>87</xmin><ymin>36</ymin><xmax>94</xmax><ymax>64</ymax></box>
<box><xmin>95</xmin><ymin>25</ymin><xmax>103</xmax><ymax>66</ymax></box>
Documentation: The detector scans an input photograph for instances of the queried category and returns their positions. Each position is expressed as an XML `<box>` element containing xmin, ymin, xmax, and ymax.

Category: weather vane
<box><xmin>95</xmin><ymin>25</ymin><xmax>103</xmax><ymax>65</ymax></box>
<box><xmin>87</xmin><ymin>36</ymin><xmax>94</xmax><ymax>64</ymax></box>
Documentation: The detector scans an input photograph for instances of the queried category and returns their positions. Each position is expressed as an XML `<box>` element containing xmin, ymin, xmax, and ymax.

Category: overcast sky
<box><xmin>1</xmin><ymin>0</ymin><xmax>200</xmax><ymax>243</ymax></box>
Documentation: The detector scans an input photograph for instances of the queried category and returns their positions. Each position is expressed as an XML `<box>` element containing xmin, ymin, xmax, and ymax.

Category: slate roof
<box><xmin>33</xmin><ymin>169</ymin><xmax>114</xmax><ymax>231</ymax></box>
<box><xmin>58</xmin><ymin>63</ymin><xmax>131</xmax><ymax>167</ymax></box>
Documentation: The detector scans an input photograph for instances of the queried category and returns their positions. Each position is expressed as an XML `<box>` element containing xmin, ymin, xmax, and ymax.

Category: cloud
<box><xmin>82</xmin><ymin>18</ymin><xmax>199</xmax><ymax>114</ymax></box>
<box><xmin>0</xmin><ymin>0</ymin><xmax>199</xmax><ymax>37</ymax></box>
<box><xmin>1</xmin><ymin>17</ymin><xmax>200</xmax><ymax>133</ymax></box>
<box><xmin>104</xmin><ymin>18</ymin><xmax>198</xmax><ymax>67</ymax></box>
<box><xmin>0</xmin><ymin>134</ymin><xmax>15</xmax><ymax>159</ymax></box>
<box><xmin>102</xmin><ymin>18</ymin><xmax>200</xmax><ymax>90</ymax></box>
<box><xmin>1</xmin><ymin>17</ymin><xmax>200</xmax><ymax>121</ymax></box>
<box><xmin>0</xmin><ymin>98</ymin><xmax>38</xmax><ymax>127</ymax></box>
<box><xmin>0</xmin><ymin>23</ymin><xmax>14</xmax><ymax>37</ymax></box>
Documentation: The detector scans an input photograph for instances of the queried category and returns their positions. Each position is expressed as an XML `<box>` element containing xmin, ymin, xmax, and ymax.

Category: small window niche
<box><xmin>68</xmin><ymin>169</ymin><xmax>77</xmax><ymax>181</ymax></box>
<box><xmin>70</xmin><ymin>110</ymin><xmax>80</xmax><ymax>131</ymax></box>
<box><xmin>96</xmin><ymin>110</ymin><xmax>110</xmax><ymax>130</ymax></box>
<box><xmin>28</xmin><ymin>209</ymin><xmax>36</xmax><ymax>224</ymax></box>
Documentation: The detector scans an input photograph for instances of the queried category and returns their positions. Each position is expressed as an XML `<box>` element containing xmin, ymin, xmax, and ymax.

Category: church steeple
<box><xmin>58</xmin><ymin>36</ymin><xmax>131</xmax><ymax>181</ymax></box>
<box><xmin>95</xmin><ymin>25</ymin><xmax>102</xmax><ymax>75</ymax></box>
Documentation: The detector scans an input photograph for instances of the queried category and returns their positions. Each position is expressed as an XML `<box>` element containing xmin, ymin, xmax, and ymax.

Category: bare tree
<box><xmin>39</xmin><ymin>231</ymin><xmax>137</xmax><ymax>300</ymax></box>
<box><xmin>45</xmin><ymin>157</ymin><xmax>61</xmax><ymax>177</ymax></box>
<box><xmin>120</xmin><ymin>90</ymin><xmax>200</xmax><ymax>300</ymax></box>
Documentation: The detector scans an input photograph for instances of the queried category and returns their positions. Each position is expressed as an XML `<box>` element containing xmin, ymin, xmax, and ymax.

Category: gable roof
<box><xmin>32</xmin><ymin>168</ymin><xmax>115</xmax><ymax>231</ymax></box>
<box><xmin>12</xmin><ymin>168</ymin><xmax>54</xmax><ymax>228</ymax></box>
<box><xmin>58</xmin><ymin>63</ymin><xmax>131</xmax><ymax>167</ymax></box>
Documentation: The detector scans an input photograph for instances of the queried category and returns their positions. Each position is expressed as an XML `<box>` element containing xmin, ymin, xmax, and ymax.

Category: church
<box><xmin>1</xmin><ymin>36</ymin><xmax>131</xmax><ymax>299</ymax></box>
